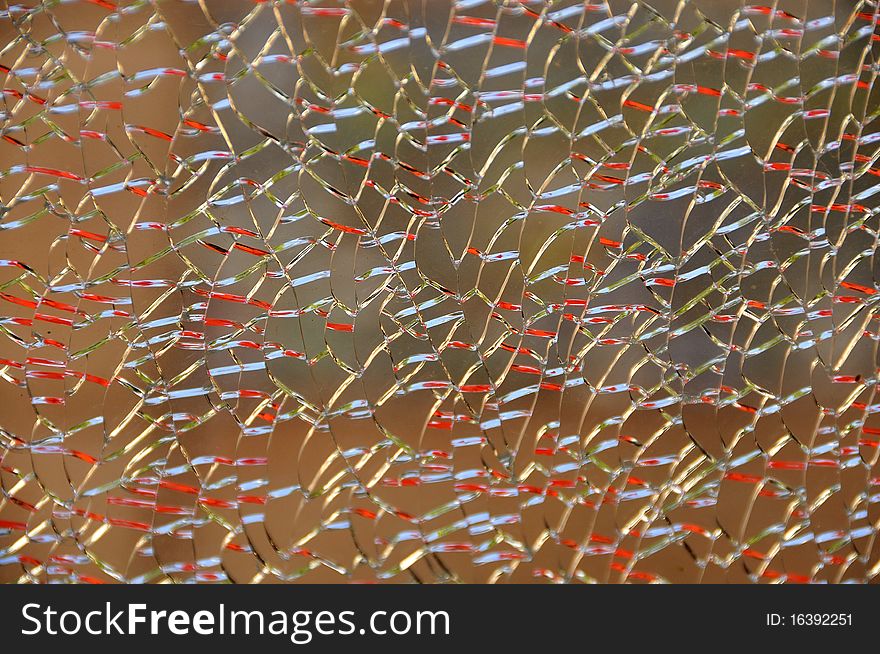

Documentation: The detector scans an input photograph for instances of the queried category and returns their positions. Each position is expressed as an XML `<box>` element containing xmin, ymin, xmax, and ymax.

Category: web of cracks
<box><xmin>0</xmin><ymin>0</ymin><xmax>878</xmax><ymax>583</ymax></box>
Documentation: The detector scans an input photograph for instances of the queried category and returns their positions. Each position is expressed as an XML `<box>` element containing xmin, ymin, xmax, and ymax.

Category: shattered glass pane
<box><xmin>1</xmin><ymin>0</ymin><xmax>879</xmax><ymax>584</ymax></box>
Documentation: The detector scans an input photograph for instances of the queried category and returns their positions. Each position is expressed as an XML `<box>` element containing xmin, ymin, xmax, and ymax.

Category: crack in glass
<box><xmin>0</xmin><ymin>0</ymin><xmax>879</xmax><ymax>583</ymax></box>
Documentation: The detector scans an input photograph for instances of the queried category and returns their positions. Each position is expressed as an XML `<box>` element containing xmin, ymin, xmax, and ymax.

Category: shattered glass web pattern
<box><xmin>0</xmin><ymin>0</ymin><xmax>879</xmax><ymax>585</ymax></box>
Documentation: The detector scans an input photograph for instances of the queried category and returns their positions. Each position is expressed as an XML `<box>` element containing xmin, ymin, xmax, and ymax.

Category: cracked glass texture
<box><xmin>0</xmin><ymin>0</ymin><xmax>879</xmax><ymax>584</ymax></box>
